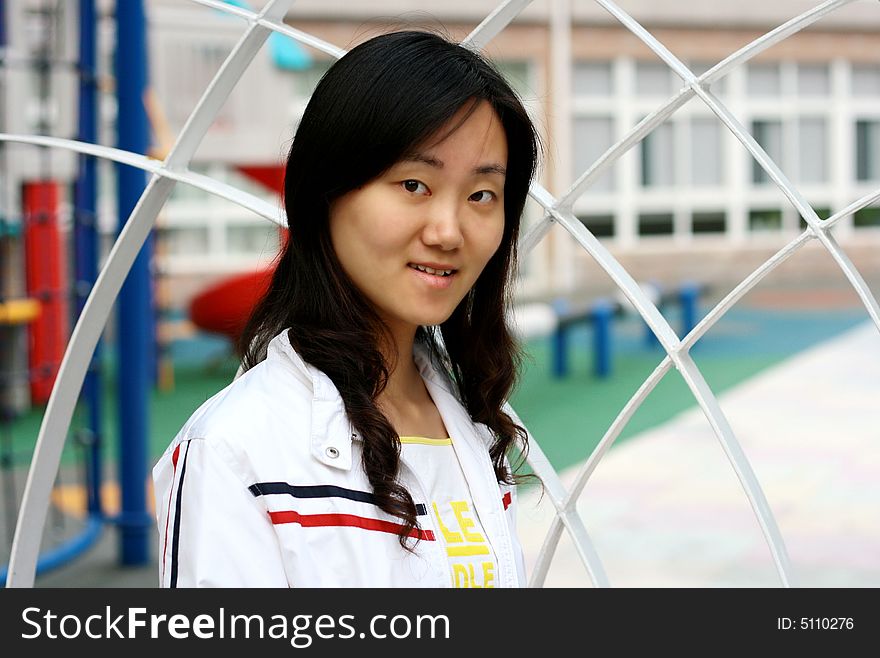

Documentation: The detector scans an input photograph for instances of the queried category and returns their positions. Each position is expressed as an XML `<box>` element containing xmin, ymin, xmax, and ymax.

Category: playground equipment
<box><xmin>0</xmin><ymin>0</ymin><xmax>106</xmax><ymax>583</ymax></box>
<box><xmin>186</xmin><ymin>167</ymin><xmax>282</xmax><ymax>343</ymax></box>
<box><xmin>550</xmin><ymin>280</ymin><xmax>709</xmax><ymax>379</ymax></box>
<box><xmin>188</xmin><ymin>269</ymin><xmax>271</xmax><ymax>341</ymax></box>
<box><xmin>1</xmin><ymin>0</ymin><xmax>298</xmax><ymax>581</ymax></box>
<box><xmin>550</xmin><ymin>296</ymin><xmax>622</xmax><ymax>379</ymax></box>
<box><xmin>1</xmin><ymin>0</ymin><xmax>879</xmax><ymax>589</ymax></box>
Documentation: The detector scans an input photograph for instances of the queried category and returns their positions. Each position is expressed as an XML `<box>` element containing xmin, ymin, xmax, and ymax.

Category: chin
<box><xmin>416</xmin><ymin>316</ymin><xmax>452</xmax><ymax>328</ymax></box>
<box><xmin>410</xmin><ymin>310</ymin><xmax>455</xmax><ymax>328</ymax></box>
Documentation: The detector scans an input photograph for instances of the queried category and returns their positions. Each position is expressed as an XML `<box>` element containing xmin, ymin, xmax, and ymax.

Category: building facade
<box><xmin>146</xmin><ymin>0</ymin><xmax>880</xmax><ymax>304</ymax></box>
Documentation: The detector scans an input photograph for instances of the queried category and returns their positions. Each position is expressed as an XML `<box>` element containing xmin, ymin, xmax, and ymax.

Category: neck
<box><xmin>378</xmin><ymin>322</ymin><xmax>425</xmax><ymax>405</ymax></box>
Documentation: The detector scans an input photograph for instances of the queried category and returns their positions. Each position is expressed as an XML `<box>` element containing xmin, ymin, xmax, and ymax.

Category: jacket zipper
<box><xmin>472</xmin><ymin>441</ymin><xmax>520</xmax><ymax>588</ymax></box>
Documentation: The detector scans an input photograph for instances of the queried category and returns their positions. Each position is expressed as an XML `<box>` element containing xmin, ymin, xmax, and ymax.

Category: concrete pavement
<box><xmin>516</xmin><ymin>321</ymin><xmax>880</xmax><ymax>587</ymax></box>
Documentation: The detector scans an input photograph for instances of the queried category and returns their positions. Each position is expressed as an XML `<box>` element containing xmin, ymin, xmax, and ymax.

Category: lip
<box><xmin>408</xmin><ymin>261</ymin><xmax>458</xmax><ymax>271</ymax></box>
<box><xmin>408</xmin><ymin>264</ymin><xmax>457</xmax><ymax>289</ymax></box>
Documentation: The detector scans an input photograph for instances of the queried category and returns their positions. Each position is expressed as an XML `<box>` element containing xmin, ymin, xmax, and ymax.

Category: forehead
<box><xmin>408</xmin><ymin>101</ymin><xmax>508</xmax><ymax>168</ymax></box>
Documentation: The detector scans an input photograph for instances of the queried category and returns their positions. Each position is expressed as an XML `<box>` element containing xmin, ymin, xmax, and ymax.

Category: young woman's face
<box><xmin>329</xmin><ymin>101</ymin><xmax>508</xmax><ymax>336</ymax></box>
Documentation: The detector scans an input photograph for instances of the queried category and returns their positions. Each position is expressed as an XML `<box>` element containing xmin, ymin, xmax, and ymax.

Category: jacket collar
<box><xmin>268</xmin><ymin>330</ymin><xmax>462</xmax><ymax>472</ymax></box>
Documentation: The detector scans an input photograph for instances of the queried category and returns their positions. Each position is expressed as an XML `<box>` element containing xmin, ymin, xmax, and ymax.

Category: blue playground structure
<box><xmin>550</xmin><ymin>281</ymin><xmax>710</xmax><ymax>379</ymax></box>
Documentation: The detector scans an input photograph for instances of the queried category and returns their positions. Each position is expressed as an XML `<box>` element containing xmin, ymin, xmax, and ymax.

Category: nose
<box><xmin>422</xmin><ymin>199</ymin><xmax>464</xmax><ymax>250</ymax></box>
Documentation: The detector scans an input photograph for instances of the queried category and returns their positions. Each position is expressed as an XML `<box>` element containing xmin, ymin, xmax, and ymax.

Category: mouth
<box><xmin>407</xmin><ymin>263</ymin><xmax>457</xmax><ymax>277</ymax></box>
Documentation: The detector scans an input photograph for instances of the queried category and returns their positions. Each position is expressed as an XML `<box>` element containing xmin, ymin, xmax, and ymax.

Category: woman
<box><xmin>153</xmin><ymin>30</ymin><xmax>540</xmax><ymax>587</ymax></box>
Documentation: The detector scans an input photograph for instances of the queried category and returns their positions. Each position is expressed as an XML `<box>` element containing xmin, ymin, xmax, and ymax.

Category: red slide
<box><xmin>188</xmin><ymin>269</ymin><xmax>274</xmax><ymax>341</ymax></box>
<box><xmin>187</xmin><ymin>164</ymin><xmax>284</xmax><ymax>341</ymax></box>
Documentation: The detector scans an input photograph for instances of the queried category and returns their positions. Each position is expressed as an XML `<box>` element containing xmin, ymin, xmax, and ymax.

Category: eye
<box><xmin>402</xmin><ymin>179</ymin><xmax>429</xmax><ymax>195</ymax></box>
<box><xmin>469</xmin><ymin>190</ymin><xmax>496</xmax><ymax>204</ymax></box>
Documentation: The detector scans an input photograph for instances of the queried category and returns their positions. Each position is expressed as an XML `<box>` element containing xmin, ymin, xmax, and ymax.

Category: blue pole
<box><xmin>592</xmin><ymin>299</ymin><xmax>612</xmax><ymax>378</ymax></box>
<box><xmin>552</xmin><ymin>325</ymin><xmax>568</xmax><ymax>378</ymax></box>
<box><xmin>115</xmin><ymin>0</ymin><xmax>152</xmax><ymax>565</ymax></box>
<box><xmin>75</xmin><ymin>0</ymin><xmax>103</xmax><ymax>518</ymax></box>
<box><xmin>550</xmin><ymin>298</ymin><xmax>570</xmax><ymax>378</ymax></box>
<box><xmin>679</xmin><ymin>281</ymin><xmax>700</xmax><ymax>341</ymax></box>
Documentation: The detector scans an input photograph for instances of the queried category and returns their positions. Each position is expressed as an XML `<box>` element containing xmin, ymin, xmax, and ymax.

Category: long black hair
<box><xmin>239</xmin><ymin>30</ymin><xmax>540</xmax><ymax>547</ymax></box>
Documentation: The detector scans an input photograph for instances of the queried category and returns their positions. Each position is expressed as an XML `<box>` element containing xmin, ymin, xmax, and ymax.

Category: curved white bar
<box><xmin>463</xmin><ymin>0</ymin><xmax>535</xmax><ymax>50</ymax></box>
<box><xmin>0</xmin><ymin>134</ymin><xmax>284</xmax><ymax>225</ymax></box>
<box><xmin>521</xmin><ymin>419</ymin><xmax>609</xmax><ymax>587</ymax></box>
<box><xmin>191</xmin><ymin>0</ymin><xmax>347</xmax><ymax>58</ymax></box>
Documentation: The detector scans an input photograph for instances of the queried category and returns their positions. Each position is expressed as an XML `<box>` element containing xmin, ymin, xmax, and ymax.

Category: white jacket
<box><xmin>152</xmin><ymin>330</ymin><xmax>526</xmax><ymax>587</ymax></box>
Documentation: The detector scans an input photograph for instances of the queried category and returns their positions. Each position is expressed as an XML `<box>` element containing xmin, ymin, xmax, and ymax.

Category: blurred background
<box><xmin>0</xmin><ymin>0</ymin><xmax>878</xmax><ymax>587</ymax></box>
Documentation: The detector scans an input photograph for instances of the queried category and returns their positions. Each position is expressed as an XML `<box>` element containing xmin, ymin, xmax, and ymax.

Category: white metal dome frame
<box><xmin>3</xmin><ymin>0</ymin><xmax>879</xmax><ymax>588</ymax></box>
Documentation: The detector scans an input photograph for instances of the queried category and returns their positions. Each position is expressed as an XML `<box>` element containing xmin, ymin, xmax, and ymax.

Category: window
<box><xmin>797</xmin><ymin>64</ymin><xmax>830</xmax><ymax>96</ymax></box>
<box><xmin>573</xmin><ymin>61</ymin><xmax>613</xmax><ymax>96</ymax></box>
<box><xmin>747</xmin><ymin>63</ymin><xmax>781</xmax><ymax>97</ymax></box>
<box><xmin>691</xmin><ymin>117</ymin><xmax>722</xmax><ymax>186</ymax></box>
<box><xmin>226</xmin><ymin>223</ymin><xmax>280</xmax><ymax>254</ymax></box>
<box><xmin>636</xmin><ymin>62</ymin><xmax>675</xmax><ymax>96</ymax></box>
<box><xmin>638</xmin><ymin>212</ymin><xmax>673</xmax><ymax>236</ymax></box>
<box><xmin>749</xmin><ymin>209</ymin><xmax>782</xmax><ymax>231</ymax></box>
<box><xmin>797</xmin><ymin>118</ymin><xmax>827</xmax><ymax>183</ymax></box>
<box><xmin>573</xmin><ymin>116</ymin><xmax>615</xmax><ymax>191</ymax></box>
<box><xmin>496</xmin><ymin>60</ymin><xmax>532</xmax><ymax>98</ymax></box>
<box><xmin>640</xmin><ymin>122</ymin><xmax>675</xmax><ymax>187</ymax></box>
<box><xmin>166</xmin><ymin>226</ymin><xmax>210</xmax><ymax>255</ymax></box>
<box><xmin>856</xmin><ymin>120</ymin><xmax>880</xmax><ymax>182</ymax></box>
<box><xmin>852</xmin><ymin>65</ymin><xmax>880</xmax><ymax>97</ymax></box>
<box><xmin>854</xmin><ymin>207</ymin><xmax>880</xmax><ymax>227</ymax></box>
<box><xmin>751</xmin><ymin>120</ymin><xmax>783</xmax><ymax>184</ymax></box>
<box><xmin>692</xmin><ymin>211</ymin><xmax>726</xmax><ymax>234</ymax></box>
<box><xmin>577</xmin><ymin>214</ymin><xmax>615</xmax><ymax>238</ymax></box>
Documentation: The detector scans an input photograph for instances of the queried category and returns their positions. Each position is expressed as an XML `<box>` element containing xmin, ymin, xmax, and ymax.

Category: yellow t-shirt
<box><xmin>399</xmin><ymin>436</ymin><xmax>499</xmax><ymax>588</ymax></box>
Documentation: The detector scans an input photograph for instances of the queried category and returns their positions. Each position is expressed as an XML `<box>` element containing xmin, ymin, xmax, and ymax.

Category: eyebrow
<box><xmin>402</xmin><ymin>153</ymin><xmax>507</xmax><ymax>177</ymax></box>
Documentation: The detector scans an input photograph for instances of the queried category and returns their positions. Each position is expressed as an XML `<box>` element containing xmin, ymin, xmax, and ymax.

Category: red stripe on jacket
<box><xmin>269</xmin><ymin>510</ymin><xmax>435</xmax><ymax>541</ymax></box>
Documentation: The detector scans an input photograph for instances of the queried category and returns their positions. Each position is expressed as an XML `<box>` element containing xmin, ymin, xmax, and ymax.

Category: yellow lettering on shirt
<box><xmin>433</xmin><ymin>502</ymin><xmax>463</xmax><ymax>543</ymax></box>
<box><xmin>468</xmin><ymin>563</ymin><xmax>486</xmax><ymax>588</ymax></box>
<box><xmin>450</xmin><ymin>501</ymin><xmax>484</xmax><ymax>543</ymax></box>
<box><xmin>433</xmin><ymin>500</ymin><xmax>496</xmax><ymax>588</ymax></box>
<box><xmin>447</xmin><ymin>544</ymin><xmax>490</xmax><ymax>557</ymax></box>
<box><xmin>452</xmin><ymin>563</ymin><xmax>469</xmax><ymax>588</ymax></box>
<box><xmin>482</xmin><ymin>561</ymin><xmax>495</xmax><ymax>588</ymax></box>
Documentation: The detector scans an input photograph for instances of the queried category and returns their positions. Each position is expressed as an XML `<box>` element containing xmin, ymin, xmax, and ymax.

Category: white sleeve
<box><xmin>500</xmin><ymin>446</ymin><xmax>528</xmax><ymax>587</ymax></box>
<box><xmin>500</xmin><ymin>480</ymin><xmax>527</xmax><ymax>587</ymax></box>
<box><xmin>153</xmin><ymin>437</ymin><xmax>290</xmax><ymax>587</ymax></box>
<box><xmin>501</xmin><ymin>402</ymin><xmax>533</xmax><ymax>586</ymax></box>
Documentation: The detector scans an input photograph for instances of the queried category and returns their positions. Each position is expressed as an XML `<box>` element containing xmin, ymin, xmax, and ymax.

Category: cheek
<box><xmin>330</xmin><ymin>199</ymin><xmax>392</xmax><ymax>266</ymax></box>
<box><xmin>483</xmin><ymin>217</ymin><xmax>506</xmax><ymax>264</ymax></box>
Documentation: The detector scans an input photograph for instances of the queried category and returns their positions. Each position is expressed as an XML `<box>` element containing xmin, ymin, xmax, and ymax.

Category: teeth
<box><xmin>411</xmin><ymin>264</ymin><xmax>453</xmax><ymax>276</ymax></box>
